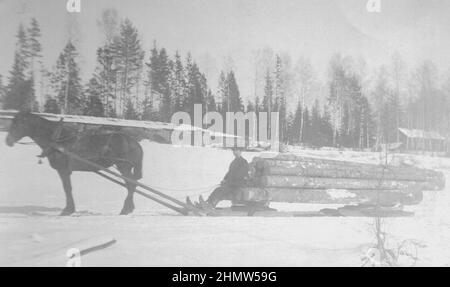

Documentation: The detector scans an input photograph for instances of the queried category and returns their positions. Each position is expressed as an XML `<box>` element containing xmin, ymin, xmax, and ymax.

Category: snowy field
<box><xmin>2</xmin><ymin>132</ymin><xmax>450</xmax><ymax>266</ymax></box>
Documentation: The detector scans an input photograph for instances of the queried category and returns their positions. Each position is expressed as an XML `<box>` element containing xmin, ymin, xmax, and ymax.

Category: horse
<box><xmin>5</xmin><ymin>111</ymin><xmax>144</xmax><ymax>216</ymax></box>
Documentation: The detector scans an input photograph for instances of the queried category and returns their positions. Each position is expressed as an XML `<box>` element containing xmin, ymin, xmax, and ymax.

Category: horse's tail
<box><xmin>133</xmin><ymin>145</ymin><xmax>143</xmax><ymax>180</ymax></box>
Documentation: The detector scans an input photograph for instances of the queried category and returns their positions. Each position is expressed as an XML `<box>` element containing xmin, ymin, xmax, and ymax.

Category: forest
<box><xmin>1</xmin><ymin>9</ymin><xmax>450</xmax><ymax>149</ymax></box>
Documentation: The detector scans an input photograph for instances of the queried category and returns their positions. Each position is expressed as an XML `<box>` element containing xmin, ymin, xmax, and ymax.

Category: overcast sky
<box><xmin>1</xmin><ymin>0</ymin><xmax>450</xmax><ymax>100</ymax></box>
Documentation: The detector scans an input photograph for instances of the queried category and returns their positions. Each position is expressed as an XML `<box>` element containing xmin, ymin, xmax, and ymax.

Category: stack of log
<box><xmin>238</xmin><ymin>154</ymin><xmax>445</xmax><ymax>206</ymax></box>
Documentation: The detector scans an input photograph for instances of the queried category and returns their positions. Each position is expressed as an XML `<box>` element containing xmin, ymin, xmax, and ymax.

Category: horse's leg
<box><xmin>117</xmin><ymin>165</ymin><xmax>136</xmax><ymax>215</ymax></box>
<box><xmin>57</xmin><ymin>169</ymin><xmax>75</xmax><ymax>216</ymax></box>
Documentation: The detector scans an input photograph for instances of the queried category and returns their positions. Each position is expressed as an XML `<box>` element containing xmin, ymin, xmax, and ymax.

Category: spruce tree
<box><xmin>185</xmin><ymin>59</ymin><xmax>207</xmax><ymax>118</ymax></box>
<box><xmin>302</xmin><ymin>107</ymin><xmax>311</xmax><ymax>145</ymax></box>
<box><xmin>172</xmin><ymin>51</ymin><xmax>187</xmax><ymax>113</ymax></box>
<box><xmin>124</xmin><ymin>98</ymin><xmax>138</xmax><ymax>120</ymax></box>
<box><xmin>310</xmin><ymin>99</ymin><xmax>322</xmax><ymax>146</ymax></box>
<box><xmin>52</xmin><ymin>41</ymin><xmax>82</xmax><ymax>114</ymax></box>
<box><xmin>4</xmin><ymin>55</ymin><xmax>34</xmax><ymax>111</ymax></box>
<box><xmin>262</xmin><ymin>69</ymin><xmax>273</xmax><ymax>113</ymax></box>
<box><xmin>225</xmin><ymin>71</ymin><xmax>243</xmax><ymax>112</ymax></box>
<box><xmin>83</xmin><ymin>77</ymin><xmax>105</xmax><ymax>117</ymax></box>
<box><xmin>290</xmin><ymin>101</ymin><xmax>303</xmax><ymax>144</ymax></box>
<box><xmin>0</xmin><ymin>74</ymin><xmax>4</xmax><ymax>108</ymax></box>
<box><xmin>16</xmin><ymin>24</ymin><xmax>30</xmax><ymax>71</ymax></box>
<box><xmin>27</xmin><ymin>19</ymin><xmax>42</xmax><ymax>71</ymax></box>
<box><xmin>27</xmin><ymin>18</ymin><xmax>43</xmax><ymax>109</ymax></box>
<box><xmin>217</xmin><ymin>71</ymin><xmax>227</xmax><ymax>114</ymax></box>
<box><xmin>3</xmin><ymin>24</ymin><xmax>35</xmax><ymax>111</ymax></box>
<box><xmin>112</xmin><ymin>19</ymin><xmax>144</xmax><ymax>117</ymax></box>
<box><xmin>320</xmin><ymin>106</ymin><xmax>334</xmax><ymax>147</ymax></box>
<box><xmin>148</xmin><ymin>47</ymin><xmax>172</xmax><ymax>121</ymax></box>
<box><xmin>206</xmin><ymin>89</ymin><xmax>217</xmax><ymax>113</ymax></box>
<box><xmin>94</xmin><ymin>46</ymin><xmax>117</xmax><ymax>117</ymax></box>
<box><xmin>274</xmin><ymin>55</ymin><xmax>287</xmax><ymax>143</ymax></box>
<box><xmin>146</xmin><ymin>43</ymin><xmax>173</xmax><ymax>121</ymax></box>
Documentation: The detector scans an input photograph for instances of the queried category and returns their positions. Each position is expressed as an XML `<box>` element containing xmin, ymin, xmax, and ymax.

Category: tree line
<box><xmin>1</xmin><ymin>11</ymin><xmax>450</xmax><ymax>149</ymax></box>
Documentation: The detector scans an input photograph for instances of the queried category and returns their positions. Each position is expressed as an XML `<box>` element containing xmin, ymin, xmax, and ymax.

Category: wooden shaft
<box><xmin>93</xmin><ymin>171</ymin><xmax>189</xmax><ymax>215</ymax></box>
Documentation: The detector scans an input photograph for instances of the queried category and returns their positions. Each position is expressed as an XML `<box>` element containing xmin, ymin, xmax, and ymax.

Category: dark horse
<box><xmin>5</xmin><ymin>112</ymin><xmax>144</xmax><ymax>216</ymax></box>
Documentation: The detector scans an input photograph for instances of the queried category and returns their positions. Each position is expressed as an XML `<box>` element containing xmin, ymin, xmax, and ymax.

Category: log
<box><xmin>253</xmin><ymin>158</ymin><xmax>430</xmax><ymax>179</ymax></box>
<box><xmin>255</xmin><ymin>155</ymin><xmax>433</xmax><ymax>173</ymax></box>
<box><xmin>259</xmin><ymin>175</ymin><xmax>436</xmax><ymax>190</ymax></box>
<box><xmin>251</xmin><ymin>157</ymin><xmax>445</xmax><ymax>190</ymax></box>
<box><xmin>259</xmin><ymin>165</ymin><xmax>428</xmax><ymax>182</ymax></box>
<box><xmin>239</xmin><ymin>187</ymin><xmax>423</xmax><ymax>206</ymax></box>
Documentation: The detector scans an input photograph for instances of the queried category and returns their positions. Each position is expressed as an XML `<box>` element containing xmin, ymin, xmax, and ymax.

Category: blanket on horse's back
<box><xmin>43</xmin><ymin>124</ymin><xmax>137</xmax><ymax>171</ymax></box>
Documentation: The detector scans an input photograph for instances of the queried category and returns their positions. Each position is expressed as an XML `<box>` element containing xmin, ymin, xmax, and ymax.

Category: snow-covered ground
<box><xmin>1</xmin><ymin>132</ymin><xmax>450</xmax><ymax>266</ymax></box>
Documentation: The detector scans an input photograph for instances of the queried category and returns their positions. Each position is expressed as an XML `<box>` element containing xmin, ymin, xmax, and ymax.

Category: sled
<box><xmin>185</xmin><ymin>192</ymin><xmax>416</xmax><ymax>218</ymax></box>
<box><xmin>210</xmin><ymin>207</ymin><xmax>415</xmax><ymax>217</ymax></box>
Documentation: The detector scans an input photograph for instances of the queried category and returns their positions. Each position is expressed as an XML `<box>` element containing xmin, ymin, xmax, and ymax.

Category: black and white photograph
<box><xmin>1</xmin><ymin>0</ymin><xmax>450</xmax><ymax>268</ymax></box>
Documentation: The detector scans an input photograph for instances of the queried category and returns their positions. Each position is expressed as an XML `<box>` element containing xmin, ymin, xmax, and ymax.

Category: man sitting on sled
<box><xmin>188</xmin><ymin>147</ymin><xmax>249</xmax><ymax>210</ymax></box>
<box><xmin>207</xmin><ymin>147</ymin><xmax>250</xmax><ymax>208</ymax></box>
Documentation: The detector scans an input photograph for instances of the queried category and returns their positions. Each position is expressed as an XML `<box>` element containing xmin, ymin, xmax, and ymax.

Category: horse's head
<box><xmin>6</xmin><ymin>111</ymin><xmax>35</xmax><ymax>147</ymax></box>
